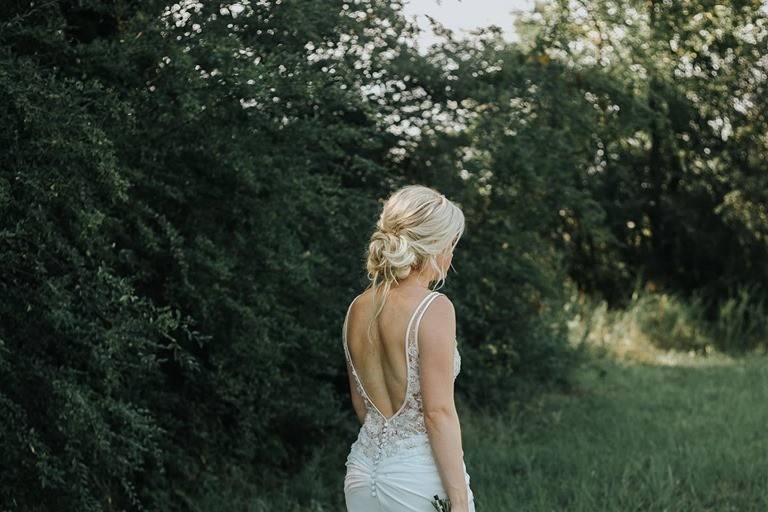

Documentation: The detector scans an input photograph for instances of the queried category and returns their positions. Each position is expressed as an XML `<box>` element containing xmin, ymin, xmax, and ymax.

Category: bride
<box><xmin>342</xmin><ymin>185</ymin><xmax>475</xmax><ymax>511</ymax></box>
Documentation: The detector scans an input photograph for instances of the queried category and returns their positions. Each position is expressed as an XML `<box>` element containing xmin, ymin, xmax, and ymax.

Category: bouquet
<box><xmin>431</xmin><ymin>495</ymin><xmax>451</xmax><ymax>511</ymax></box>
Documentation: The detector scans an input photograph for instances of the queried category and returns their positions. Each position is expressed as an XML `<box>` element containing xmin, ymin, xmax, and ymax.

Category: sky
<box><xmin>401</xmin><ymin>0</ymin><xmax>536</xmax><ymax>51</ymax></box>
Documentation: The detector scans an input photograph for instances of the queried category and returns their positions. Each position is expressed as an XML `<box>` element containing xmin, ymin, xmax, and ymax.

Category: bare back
<box><xmin>344</xmin><ymin>287</ymin><xmax>435</xmax><ymax>419</ymax></box>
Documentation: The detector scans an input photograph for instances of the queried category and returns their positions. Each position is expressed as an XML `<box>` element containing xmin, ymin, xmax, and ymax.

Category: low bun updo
<box><xmin>363</xmin><ymin>184</ymin><xmax>465</xmax><ymax>343</ymax></box>
<box><xmin>366</xmin><ymin>230</ymin><xmax>416</xmax><ymax>283</ymax></box>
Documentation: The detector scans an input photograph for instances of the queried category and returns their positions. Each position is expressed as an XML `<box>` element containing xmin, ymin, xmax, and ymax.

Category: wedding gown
<box><xmin>343</xmin><ymin>291</ymin><xmax>476</xmax><ymax>511</ymax></box>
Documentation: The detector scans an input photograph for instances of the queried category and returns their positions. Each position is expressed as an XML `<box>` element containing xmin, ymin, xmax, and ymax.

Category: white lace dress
<box><xmin>342</xmin><ymin>291</ymin><xmax>475</xmax><ymax>511</ymax></box>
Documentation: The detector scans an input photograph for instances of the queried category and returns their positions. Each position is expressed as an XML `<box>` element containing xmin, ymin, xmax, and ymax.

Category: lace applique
<box><xmin>343</xmin><ymin>291</ymin><xmax>462</xmax><ymax>461</ymax></box>
<box><xmin>454</xmin><ymin>340</ymin><xmax>461</xmax><ymax>378</ymax></box>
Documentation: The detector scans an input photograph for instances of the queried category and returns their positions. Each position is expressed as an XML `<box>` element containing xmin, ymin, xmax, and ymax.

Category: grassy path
<box><xmin>256</xmin><ymin>356</ymin><xmax>768</xmax><ymax>511</ymax></box>
<box><xmin>463</xmin><ymin>357</ymin><xmax>768</xmax><ymax>511</ymax></box>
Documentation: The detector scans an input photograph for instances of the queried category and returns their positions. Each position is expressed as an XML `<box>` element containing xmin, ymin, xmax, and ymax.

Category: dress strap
<box><xmin>342</xmin><ymin>293</ymin><xmax>370</xmax><ymax>408</ymax></box>
<box><xmin>406</xmin><ymin>291</ymin><xmax>442</xmax><ymax>351</ymax></box>
<box><xmin>342</xmin><ymin>293</ymin><xmax>364</xmax><ymax>356</ymax></box>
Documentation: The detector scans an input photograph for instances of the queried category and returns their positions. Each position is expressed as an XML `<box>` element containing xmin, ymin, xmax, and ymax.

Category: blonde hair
<box><xmin>364</xmin><ymin>185</ymin><xmax>465</xmax><ymax>344</ymax></box>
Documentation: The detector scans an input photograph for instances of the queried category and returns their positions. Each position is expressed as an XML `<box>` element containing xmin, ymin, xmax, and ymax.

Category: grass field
<box><xmin>462</xmin><ymin>355</ymin><xmax>768</xmax><ymax>511</ymax></box>
<box><xmin>251</xmin><ymin>353</ymin><xmax>768</xmax><ymax>511</ymax></box>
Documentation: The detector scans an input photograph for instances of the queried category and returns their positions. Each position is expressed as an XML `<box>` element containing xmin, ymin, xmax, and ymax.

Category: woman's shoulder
<box><xmin>348</xmin><ymin>288</ymin><xmax>373</xmax><ymax>306</ymax></box>
<box><xmin>428</xmin><ymin>290</ymin><xmax>454</xmax><ymax>311</ymax></box>
<box><xmin>420</xmin><ymin>291</ymin><xmax>455</xmax><ymax>332</ymax></box>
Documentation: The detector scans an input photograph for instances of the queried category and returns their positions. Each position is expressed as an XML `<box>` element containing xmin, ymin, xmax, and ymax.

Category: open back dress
<box><xmin>342</xmin><ymin>290</ymin><xmax>475</xmax><ymax>511</ymax></box>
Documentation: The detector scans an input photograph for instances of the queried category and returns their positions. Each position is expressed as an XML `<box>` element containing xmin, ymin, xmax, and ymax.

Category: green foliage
<box><xmin>519</xmin><ymin>0</ymin><xmax>768</xmax><ymax>302</ymax></box>
<box><xmin>0</xmin><ymin>52</ymin><xmax>199</xmax><ymax>510</ymax></box>
<box><xmin>1</xmin><ymin>0</ymin><xmax>577</xmax><ymax>508</ymax></box>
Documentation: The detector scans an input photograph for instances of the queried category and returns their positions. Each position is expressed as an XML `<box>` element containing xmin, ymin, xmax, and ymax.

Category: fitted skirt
<box><xmin>344</xmin><ymin>435</ymin><xmax>475</xmax><ymax>512</ymax></box>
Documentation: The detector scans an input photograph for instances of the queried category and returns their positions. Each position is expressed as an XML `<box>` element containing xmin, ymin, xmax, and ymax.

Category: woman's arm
<box><xmin>419</xmin><ymin>294</ymin><xmax>469</xmax><ymax>512</ymax></box>
<box><xmin>346</xmin><ymin>360</ymin><xmax>367</xmax><ymax>424</ymax></box>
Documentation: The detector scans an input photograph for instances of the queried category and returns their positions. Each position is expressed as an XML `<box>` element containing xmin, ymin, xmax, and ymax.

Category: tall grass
<box><xmin>714</xmin><ymin>286</ymin><xmax>768</xmax><ymax>352</ymax></box>
<box><xmin>567</xmin><ymin>283</ymin><xmax>768</xmax><ymax>359</ymax></box>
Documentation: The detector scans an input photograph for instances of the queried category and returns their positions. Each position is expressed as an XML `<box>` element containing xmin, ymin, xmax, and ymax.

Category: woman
<box><xmin>342</xmin><ymin>185</ymin><xmax>475</xmax><ymax>511</ymax></box>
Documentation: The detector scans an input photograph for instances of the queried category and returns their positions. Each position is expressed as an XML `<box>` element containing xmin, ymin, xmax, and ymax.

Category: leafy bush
<box><xmin>1</xmin><ymin>1</ymin><xmax>577</xmax><ymax>508</ymax></box>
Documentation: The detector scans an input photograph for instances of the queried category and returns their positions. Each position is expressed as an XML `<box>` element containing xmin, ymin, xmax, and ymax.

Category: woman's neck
<box><xmin>392</xmin><ymin>271</ymin><xmax>433</xmax><ymax>291</ymax></box>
